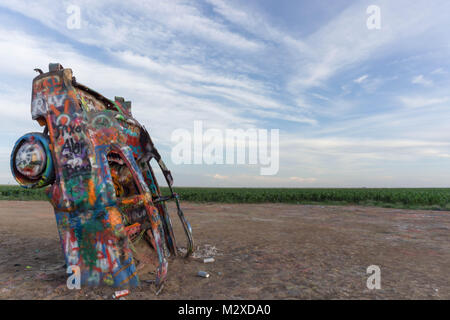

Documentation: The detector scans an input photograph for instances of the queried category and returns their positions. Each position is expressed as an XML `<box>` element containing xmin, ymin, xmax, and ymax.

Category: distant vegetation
<box><xmin>168</xmin><ymin>187</ymin><xmax>450</xmax><ymax>211</ymax></box>
<box><xmin>1</xmin><ymin>185</ymin><xmax>449</xmax><ymax>211</ymax></box>
<box><xmin>0</xmin><ymin>185</ymin><xmax>48</xmax><ymax>201</ymax></box>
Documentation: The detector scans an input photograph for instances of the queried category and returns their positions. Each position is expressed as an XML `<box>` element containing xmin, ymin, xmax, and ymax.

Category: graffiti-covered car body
<box><xmin>10</xmin><ymin>63</ymin><xmax>193</xmax><ymax>288</ymax></box>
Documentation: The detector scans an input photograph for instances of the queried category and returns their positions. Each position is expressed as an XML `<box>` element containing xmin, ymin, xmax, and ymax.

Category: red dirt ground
<box><xmin>0</xmin><ymin>200</ymin><xmax>449</xmax><ymax>299</ymax></box>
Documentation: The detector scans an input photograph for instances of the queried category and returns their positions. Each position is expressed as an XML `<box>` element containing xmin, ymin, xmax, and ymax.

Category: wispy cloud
<box><xmin>411</xmin><ymin>74</ymin><xmax>433</xmax><ymax>86</ymax></box>
<box><xmin>354</xmin><ymin>74</ymin><xmax>369</xmax><ymax>84</ymax></box>
<box><xmin>289</xmin><ymin>177</ymin><xmax>317</xmax><ymax>183</ymax></box>
<box><xmin>399</xmin><ymin>96</ymin><xmax>448</xmax><ymax>108</ymax></box>
<box><xmin>209</xmin><ymin>174</ymin><xmax>229</xmax><ymax>180</ymax></box>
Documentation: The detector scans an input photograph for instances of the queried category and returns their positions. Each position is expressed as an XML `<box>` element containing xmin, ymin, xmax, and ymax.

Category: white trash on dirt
<box><xmin>112</xmin><ymin>289</ymin><xmax>129</xmax><ymax>299</ymax></box>
<box><xmin>180</xmin><ymin>244</ymin><xmax>222</xmax><ymax>259</ymax></box>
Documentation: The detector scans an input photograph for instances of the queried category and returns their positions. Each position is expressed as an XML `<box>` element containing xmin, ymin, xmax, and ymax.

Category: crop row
<box><xmin>1</xmin><ymin>185</ymin><xmax>449</xmax><ymax>210</ymax></box>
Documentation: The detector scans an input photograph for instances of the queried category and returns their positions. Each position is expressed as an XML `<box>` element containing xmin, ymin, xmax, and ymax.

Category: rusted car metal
<box><xmin>10</xmin><ymin>63</ymin><xmax>193</xmax><ymax>289</ymax></box>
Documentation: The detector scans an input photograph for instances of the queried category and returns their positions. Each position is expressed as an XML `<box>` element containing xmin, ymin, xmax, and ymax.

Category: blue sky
<box><xmin>0</xmin><ymin>0</ymin><xmax>450</xmax><ymax>187</ymax></box>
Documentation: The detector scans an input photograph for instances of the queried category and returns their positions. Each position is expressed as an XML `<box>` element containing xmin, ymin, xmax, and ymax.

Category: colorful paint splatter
<box><xmin>10</xmin><ymin>63</ymin><xmax>194</xmax><ymax>289</ymax></box>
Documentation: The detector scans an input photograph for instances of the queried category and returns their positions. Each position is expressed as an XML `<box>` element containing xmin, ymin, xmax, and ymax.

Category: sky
<box><xmin>0</xmin><ymin>0</ymin><xmax>450</xmax><ymax>188</ymax></box>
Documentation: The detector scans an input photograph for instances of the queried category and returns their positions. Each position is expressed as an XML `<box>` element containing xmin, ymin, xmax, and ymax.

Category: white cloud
<box><xmin>289</xmin><ymin>177</ymin><xmax>317</xmax><ymax>183</ymax></box>
<box><xmin>115</xmin><ymin>50</ymin><xmax>261</xmax><ymax>92</ymax></box>
<box><xmin>0</xmin><ymin>28</ymin><xmax>253</xmax><ymax>140</ymax></box>
<box><xmin>311</xmin><ymin>93</ymin><xmax>331</xmax><ymax>102</ymax></box>
<box><xmin>431</xmin><ymin>68</ymin><xmax>447</xmax><ymax>75</ymax></box>
<box><xmin>287</xmin><ymin>0</ymin><xmax>450</xmax><ymax>94</ymax></box>
<box><xmin>206</xmin><ymin>0</ymin><xmax>309</xmax><ymax>52</ymax></box>
<box><xmin>0</xmin><ymin>0</ymin><xmax>261</xmax><ymax>52</ymax></box>
<box><xmin>411</xmin><ymin>74</ymin><xmax>433</xmax><ymax>86</ymax></box>
<box><xmin>354</xmin><ymin>74</ymin><xmax>368</xmax><ymax>84</ymax></box>
<box><xmin>209</xmin><ymin>174</ymin><xmax>229</xmax><ymax>180</ymax></box>
<box><xmin>399</xmin><ymin>96</ymin><xmax>447</xmax><ymax>108</ymax></box>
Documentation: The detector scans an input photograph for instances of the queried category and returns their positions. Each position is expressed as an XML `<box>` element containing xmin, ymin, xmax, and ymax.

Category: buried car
<box><xmin>10</xmin><ymin>63</ymin><xmax>193</xmax><ymax>289</ymax></box>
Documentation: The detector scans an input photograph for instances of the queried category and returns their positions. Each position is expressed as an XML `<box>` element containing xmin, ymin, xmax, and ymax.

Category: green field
<box><xmin>1</xmin><ymin>185</ymin><xmax>449</xmax><ymax>211</ymax></box>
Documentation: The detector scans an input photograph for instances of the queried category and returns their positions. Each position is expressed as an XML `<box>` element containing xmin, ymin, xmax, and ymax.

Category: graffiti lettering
<box><xmin>63</xmin><ymin>163</ymin><xmax>92</xmax><ymax>176</ymax></box>
<box><xmin>56</xmin><ymin>124</ymin><xmax>83</xmax><ymax>139</ymax></box>
<box><xmin>48</xmin><ymin>94</ymin><xmax>67</xmax><ymax>108</ymax></box>
<box><xmin>127</xmin><ymin>208</ymin><xmax>147</xmax><ymax>223</ymax></box>
<box><xmin>43</xmin><ymin>77</ymin><xmax>63</xmax><ymax>95</ymax></box>
<box><xmin>62</xmin><ymin>138</ymin><xmax>84</xmax><ymax>155</ymax></box>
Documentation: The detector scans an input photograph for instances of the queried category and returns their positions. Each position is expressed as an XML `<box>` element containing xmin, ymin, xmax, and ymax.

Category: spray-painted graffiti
<box><xmin>11</xmin><ymin>63</ymin><xmax>194</xmax><ymax>290</ymax></box>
